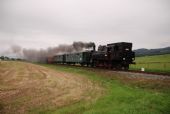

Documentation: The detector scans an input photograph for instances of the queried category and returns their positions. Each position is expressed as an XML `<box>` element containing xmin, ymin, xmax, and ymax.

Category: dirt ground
<box><xmin>0</xmin><ymin>61</ymin><xmax>103</xmax><ymax>114</ymax></box>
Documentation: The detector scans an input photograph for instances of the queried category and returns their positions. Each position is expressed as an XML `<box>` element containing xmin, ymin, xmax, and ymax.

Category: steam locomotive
<box><xmin>47</xmin><ymin>42</ymin><xmax>135</xmax><ymax>70</ymax></box>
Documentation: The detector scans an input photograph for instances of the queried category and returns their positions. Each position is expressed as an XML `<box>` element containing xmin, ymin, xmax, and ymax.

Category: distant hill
<box><xmin>134</xmin><ymin>47</ymin><xmax>170</xmax><ymax>56</ymax></box>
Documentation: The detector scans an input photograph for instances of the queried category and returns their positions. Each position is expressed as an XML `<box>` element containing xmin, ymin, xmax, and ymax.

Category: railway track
<box><xmin>124</xmin><ymin>70</ymin><xmax>170</xmax><ymax>77</ymax></box>
<box><xmin>51</xmin><ymin>63</ymin><xmax>170</xmax><ymax>77</ymax></box>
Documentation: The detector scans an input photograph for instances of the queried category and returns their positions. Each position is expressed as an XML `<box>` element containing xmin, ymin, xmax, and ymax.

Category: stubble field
<box><xmin>0</xmin><ymin>61</ymin><xmax>103</xmax><ymax>114</ymax></box>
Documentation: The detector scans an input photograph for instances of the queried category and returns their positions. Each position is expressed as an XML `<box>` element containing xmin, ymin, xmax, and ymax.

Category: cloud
<box><xmin>0</xmin><ymin>0</ymin><xmax>170</xmax><ymax>55</ymax></box>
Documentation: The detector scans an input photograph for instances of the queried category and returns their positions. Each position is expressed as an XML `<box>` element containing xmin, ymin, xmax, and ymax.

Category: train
<box><xmin>47</xmin><ymin>42</ymin><xmax>135</xmax><ymax>70</ymax></box>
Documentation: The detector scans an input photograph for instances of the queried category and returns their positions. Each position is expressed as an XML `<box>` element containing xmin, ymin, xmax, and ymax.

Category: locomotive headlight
<box><xmin>105</xmin><ymin>54</ymin><xmax>107</xmax><ymax>56</ymax></box>
<box><xmin>125</xmin><ymin>48</ymin><xmax>129</xmax><ymax>51</ymax></box>
<box><xmin>123</xmin><ymin>58</ymin><xmax>125</xmax><ymax>60</ymax></box>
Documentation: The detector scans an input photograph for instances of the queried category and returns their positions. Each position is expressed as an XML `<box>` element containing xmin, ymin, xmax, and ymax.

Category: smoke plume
<box><xmin>4</xmin><ymin>41</ymin><xmax>95</xmax><ymax>63</ymax></box>
<box><xmin>11</xmin><ymin>45</ymin><xmax>22</xmax><ymax>56</ymax></box>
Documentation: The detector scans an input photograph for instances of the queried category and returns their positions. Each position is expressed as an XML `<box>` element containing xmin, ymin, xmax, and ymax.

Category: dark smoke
<box><xmin>11</xmin><ymin>45</ymin><xmax>22</xmax><ymax>56</ymax></box>
<box><xmin>9</xmin><ymin>41</ymin><xmax>95</xmax><ymax>63</ymax></box>
<box><xmin>22</xmin><ymin>49</ymin><xmax>47</xmax><ymax>62</ymax></box>
<box><xmin>73</xmin><ymin>42</ymin><xmax>95</xmax><ymax>51</ymax></box>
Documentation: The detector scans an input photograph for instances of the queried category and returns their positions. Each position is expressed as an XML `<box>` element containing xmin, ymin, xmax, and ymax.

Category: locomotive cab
<box><xmin>106</xmin><ymin>42</ymin><xmax>135</xmax><ymax>69</ymax></box>
<box><xmin>107</xmin><ymin>42</ymin><xmax>134</xmax><ymax>61</ymax></box>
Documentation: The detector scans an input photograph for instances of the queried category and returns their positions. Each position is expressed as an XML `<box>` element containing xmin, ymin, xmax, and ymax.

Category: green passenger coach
<box><xmin>65</xmin><ymin>52</ymin><xmax>92</xmax><ymax>65</ymax></box>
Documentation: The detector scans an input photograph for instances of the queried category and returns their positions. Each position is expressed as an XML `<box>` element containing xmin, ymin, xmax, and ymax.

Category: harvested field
<box><xmin>0</xmin><ymin>61</ymin><xmax>103</xmax><ymax>114</ymax></box>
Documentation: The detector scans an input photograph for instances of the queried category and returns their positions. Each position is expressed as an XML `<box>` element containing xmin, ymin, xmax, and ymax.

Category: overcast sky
<box><xmin>0</xmin><ymin>0</ymin><xmax>170</xmax><ymax>54</ymax></box>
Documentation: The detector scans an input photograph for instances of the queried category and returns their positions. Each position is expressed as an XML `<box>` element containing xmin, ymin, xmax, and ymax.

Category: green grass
<box><xmin>35</xmin><ymin>64</ymin><xmax>170</xmax><ymax>114</ymax></box>
<box><xmin>130</xmin><ymin>54</ymin><xmax>170</xmax><ymax>73</ymax></box>
<box><xmin>134</xmin><ymin>54</ymin><xmax>170</xmax><ymax>63</ymax></box>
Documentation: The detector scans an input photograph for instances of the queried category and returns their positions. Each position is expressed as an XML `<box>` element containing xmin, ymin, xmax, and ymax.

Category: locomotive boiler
<box><xmin>91</xmin><ymin>42</ymin><xmax>135</xmax><ymax>69</ymax></box>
